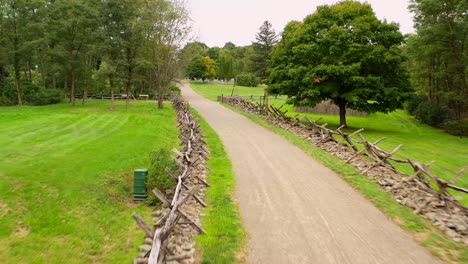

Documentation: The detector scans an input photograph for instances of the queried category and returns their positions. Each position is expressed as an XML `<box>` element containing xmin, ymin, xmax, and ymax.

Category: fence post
<box><xmin>265</xmin><ymin>91</ymin><xmax>269</xmax><ymax>115</ymax></box>
<box><xmin>221</xmin><ymin>94</ymin><xmax>224</xmax><ymax>104</ymax></box>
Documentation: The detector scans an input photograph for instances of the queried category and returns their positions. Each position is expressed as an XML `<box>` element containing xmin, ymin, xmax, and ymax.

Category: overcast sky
<box><xmin>186</xmin><ymin>0</ymin><xmax>415</xmax><ymax>47</ymax></box>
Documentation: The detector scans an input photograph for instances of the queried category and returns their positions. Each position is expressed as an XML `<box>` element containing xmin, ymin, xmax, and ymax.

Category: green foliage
<box><xmin>0</xmin><ymin>80</ymin><xmax>17</xmax><ymax>106</ymax></box>
<box><xmin>249</xmin><ymin>20</ymin><xmax>278</xmax><ymax>82</ymax></box>
<box><xmin>236</xmin><ymin>73</ymin><xmax>259</xmax><ymax>87</ymax></box>
<box><xmin>186</xmin><ymin>56</ymin><xmax>217</xmax><ymax>82</ymax></box>
<box><xmin>407</xmin><ymin>0</ymin><xmax>467</xmax><ymax>120</ymax></box>
<box><xmin>413</xmin><ymin>99</ymin><xmax>449</xmax><ymax>127</ymax></box>
<box><xmin>0</xmin><ymin>0</ymin><xmax>190</xmax><ymax>107</ymax></box>
<box><xmin>269</xmin><ymin>1</ymin><xmax>412</xmax><ymax>126</ymax></box>
<box><xmin>23</xmin><ymin>88</ymin><xmax>63</xmax><ymax>106</ymax></box>
<box><xmin>168</xmin><ymin>82</ymin><xmax>181</xmax><ymax>96</ymax></box>
<box><xmin>443</xmin><ymin>120</ymin><xmax>468</xmax><ymax>137</ymax></box>
<box><xmin>217</xmin><ymin>49</ymin><xmax>235</xmax><ymax>81</ymax></box>
<box><xmin>146</xmin><ymin>148</ymin><xmax>178</xmax><ymax>205</ymax></box>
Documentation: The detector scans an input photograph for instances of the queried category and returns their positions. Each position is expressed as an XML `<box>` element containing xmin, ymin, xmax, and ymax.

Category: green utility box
<box><xmin>133</xmin><ymin>169</ymin><xmax>148</xmax><ymax>201</ymax></box>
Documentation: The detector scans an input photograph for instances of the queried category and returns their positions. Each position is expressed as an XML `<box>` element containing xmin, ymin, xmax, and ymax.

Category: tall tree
<box><xmin>269</xmin><ymin>1</ymin><xmax>412</xmax><ymax>127</ymax></box>
<box><xmin>0</xmin><ymin>0</ymin><xmax>30</xmax><ymax>105</ymax></box>
<box><xmin>408</xmin><ymin>0</ymin><xmax>467</xmax><ymax>120</ymax></box>
<box><xmin>250</xmin><ymin>21</ymin><xmax>278</xmax><ymax>82</ymax></box>
<box><xmin>217</xmin><ymin>49</ymin><xmax>234</xmax><ymax>81</ymax></box>
<box><xmin>48</xmin><ymin>0</ymin><xmax>100</xmax><ymax>107</ymax></box>
<box><xmin>142</xmin><ymin>0</ymin><xmax>191</xmax><ymax>109</ymax></box>
<box><xmin>100</xmin><ymin>0</ymin><xmax>143</xmax><ymax>110</ymax></box>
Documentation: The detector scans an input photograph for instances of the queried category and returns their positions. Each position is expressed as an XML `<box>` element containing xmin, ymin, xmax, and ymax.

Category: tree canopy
<box><xmin>269</xmin><ymin>0</ymin><xmax>412</xmax><ymax>126</ymax></box>
<box><xmin>0</xmin><ymin>0</ymin><xmax>191</xmax><ymax>108</ymax></box>
<box><xmin>186</xmin><ymin>55</ymin><xmax>216</xmax><ymax>82</ymax></box>
<box><xmin>407</xmin><ymin>0</ymin><xmax>467</xmax><ymax>120</ymax></box>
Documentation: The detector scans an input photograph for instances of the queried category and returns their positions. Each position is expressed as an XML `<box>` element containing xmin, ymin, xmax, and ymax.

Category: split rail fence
<box><xmin>132</xmin><ymin>96</ymin><xmax>209</xmax><ymax>264</ymax></box>
<box><xmin>223</xmin><ymin>95</ymin><xmax>468</xmax><ymax>242</ymax></box>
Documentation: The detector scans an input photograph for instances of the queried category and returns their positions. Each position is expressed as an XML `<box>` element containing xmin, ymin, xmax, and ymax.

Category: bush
<box><xmin>24</xmin><ymin>88</ymin><xmax>63</xmax><ymax>106</ymax></box>
<box><xmin>0</xmin><ymin>81</ymin><xmax>18</xmax><ymax>106</ymax></box>
<box><xmin>168</xmin><ymin>82</ymin><xmax>181</xmax><ymax>96</ymax></box>
<box><xmin>236</xmin><ymin>74</ymin><xmax>259</xmax><ymax>87</ymax></box>
<box><xmin>443</xmin><ymin>120</ymin><xmax>468</xmax><ymax>137</ymax></box>
<box><xmin>406</xmin><ymin>94</ymin><xmax>427</xmax><ymax>115</ymax></box>
<box><xmin>0</xmin><ymin>96</ymin><xmax>15</xmax><ymax>106</ymax></box>
<box><xmin>413</xmin><ymin>101</ymin><xmax>449</xmax><ymax>127</ymax></box>
<box><xmin>146</xmin><ymin>148</ymin><xmax>178</xmax><ymax>205</ymax></box>
<box><xmin>406</xmin><ymin>95</ymin><xmax>449</xmax><ymax>127</ymax></box>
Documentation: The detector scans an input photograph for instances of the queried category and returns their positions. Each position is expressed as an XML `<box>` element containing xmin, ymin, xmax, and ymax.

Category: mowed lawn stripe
<box><xmin>0</xmin><ymin>100</ymin><xmax>179</xmax><ymax>263</ymax></box>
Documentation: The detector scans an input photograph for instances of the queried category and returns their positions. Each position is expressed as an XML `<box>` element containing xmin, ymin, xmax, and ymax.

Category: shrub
<box><xmin>443</xmin><ymin>120</ymin><xmax>468</xmax><ymax>137</ymax></box>
<box><xmin>24</xmin><ymin>88</ymin><xmax>63</xmax><ymax>106</ymax></box>
<box><xmin>146</xmin><ymin>148</ymin><xmax>178</xmax><ymax>205</ymax></box>
<box><xmin>413</xmin><ymin>100</ymin><xmax>449</xmax><ymax>127</ymax></box>
<box><xmin>406</xmin><ymin>94</ymin><xmax>427</xmax><ymax>115</ymax></box>
<box><xmin>236</xmin><ymin>74</ymin><xmax>259</xmax><ymax>87</ymax></box>
<box><xmin>168</xmin><ymin>82</ymin><xmax>181</xmax><ymax>96</ymax></box>
<box><xmin>0</xmin><ymin>81</ymin><xmax>18</xmax><ymax>106</ymax></box>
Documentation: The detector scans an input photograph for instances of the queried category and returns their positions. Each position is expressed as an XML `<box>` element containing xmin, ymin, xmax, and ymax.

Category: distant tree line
<box><xmin>0</xmin><ymin>0</ymin><xmax>190</xmax><ymax>109</ymax></box>
<box><xmin>183</xmin><ymin>20</ymin><xmax>278</xmax><ymax>86</ymax></box>
<box><xmin>405</xmin><ymin>0</ymin><xmax>467</xmax><ymax>135</ymax></box>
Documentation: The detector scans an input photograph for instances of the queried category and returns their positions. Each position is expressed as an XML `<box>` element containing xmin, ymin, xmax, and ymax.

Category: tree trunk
<box><xmin>110</xmin><ymin>76</ymin><xmax>115</xmax><ymax>111</ymax></box>
<box><xmin>158</xmin><ymin>98</ymin><xmax>163</xmax><ymax>109</ymax></box>
<box><xmin>126</xmin><ymin>67</ymin><xmax>132</xmax><ymax>110</ymax></box>
<box><xmin>70</xmin><ymin>70</ymin><xmax>76</xmax><ymax>107</ymax></box>
<box><xmin>52</xmin><ymin>72</ymin><xmax>56</xmax><ymax>89</ymax></box>
<box><xmin>27</xmin><ymin>61</ymin><xmax>32</xmax><ymax>81</ymax></box>
<box><xmin>14</xmin><ymin>67</ymin><xmax>22</xmax><ymax>106</ymax></box>
<box><xmin>82</xmin><ymin>85</ymin><xmax>87</xmax><ymax>106</ymax></box>
<box><xmin>338</xmin><ymin>100</ymin><xmax>347</xmax><ymax>127</ymax></box>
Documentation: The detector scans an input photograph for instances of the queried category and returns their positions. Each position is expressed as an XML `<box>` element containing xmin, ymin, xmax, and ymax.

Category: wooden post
<box><xmin>264</xmin><ymin>91</ymin><xmax>269</xmax><ymax>115</ymax></box>
<box><xmin>221</xmin><ymin>94</ymin><xmax>224</xmax><ymax>104</ymax></box>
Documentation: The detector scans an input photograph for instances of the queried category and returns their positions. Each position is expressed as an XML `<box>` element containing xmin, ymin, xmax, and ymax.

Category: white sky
<box><xmin>187</xmin><ymin>0</ymin><xmax>415</xmax><ymax>47</ymax></box>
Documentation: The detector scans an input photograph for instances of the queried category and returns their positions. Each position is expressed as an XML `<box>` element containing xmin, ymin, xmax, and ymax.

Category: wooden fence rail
<box><xmin>133</xmin><ymin>96</ymin><xmax>209</xmax><ymax>264</ymax></box>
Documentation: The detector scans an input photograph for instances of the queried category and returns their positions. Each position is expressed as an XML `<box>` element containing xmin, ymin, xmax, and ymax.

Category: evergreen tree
<box><xmin>250</xmin><ymin>21</ymin><xmax>278</xmax><ymax>82</ymax></box>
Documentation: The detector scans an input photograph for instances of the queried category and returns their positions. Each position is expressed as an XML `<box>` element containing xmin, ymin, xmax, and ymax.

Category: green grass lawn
<box><xmin>0</xmin><ymin>100</ymin><xmax>179</xmax><ymax>263</ymax></box>
<box><xmin>191</xmin><ymin>82</ymin><xmax>468</xmax><ymax>191</ymax></box>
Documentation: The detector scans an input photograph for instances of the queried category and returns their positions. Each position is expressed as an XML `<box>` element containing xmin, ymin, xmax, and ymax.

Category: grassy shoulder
<box><xmin>0</xmin><ymin>100</ymin><xmax>179</xmax><ymax>263</ymax></box>
<box><xmin>190</xmin><ymin>82</ymin><xmax>467</xmax><ymax>263</ymax></box>
<box><xmin>191</xmin><ymin>108</ymin><xmax>246</xmax><ymax>264</ymax></box>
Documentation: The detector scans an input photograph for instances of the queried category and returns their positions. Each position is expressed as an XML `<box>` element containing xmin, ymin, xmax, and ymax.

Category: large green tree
<box><xmin>142</xmin><ymin>0</ymin><xmax>191</xmax><ymax>108</ymax></box>
<box><xmin>186</xmin><ymin>55</ymin><xmax>216</xmax><ymax>82</ymax></box>
<box><xmin>48</xmin><ymin>0</ymin><xmax>100</xmax><ymax>107</ymax></box>
<box><xmin>269</xmin><ymin>0</ymin><xmax>412</xmax><ymax>127</ymax></box>
<box><xmin>407</xmin><ymin>0</ymin><xmax>467</xmax><ymax>120</ymax></box>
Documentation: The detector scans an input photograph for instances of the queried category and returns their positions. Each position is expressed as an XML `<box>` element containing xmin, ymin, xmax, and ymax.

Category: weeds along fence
<box><xmin>223</xmin><ymin>95</ymin><xmax>468</xmax><ymax>243</ymax></box>
<box><xmin>132</xmin><ymin>96</ymin><xmax>209</xmax><ymax>264</ymax></box>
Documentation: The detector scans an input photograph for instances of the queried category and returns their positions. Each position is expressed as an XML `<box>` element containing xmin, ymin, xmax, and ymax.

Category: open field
<box><xmin>0</xmin><ymin>100</ymin><xmax>179</xmax><ymax>263</ymax></box>
<box><xmin>190</xmin><ymin>82</ymin><xmax>468</xmax><ymax>191</ymax></box>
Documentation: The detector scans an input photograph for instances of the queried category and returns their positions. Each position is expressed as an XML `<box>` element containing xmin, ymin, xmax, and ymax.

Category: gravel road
<box><xmin>181</xmin><ymin>82</ymin><xmax>440</xmax><ymax>264</ymax></box>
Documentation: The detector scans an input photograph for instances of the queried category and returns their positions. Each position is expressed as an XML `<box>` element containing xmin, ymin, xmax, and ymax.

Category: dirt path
<box><xmin>181</xmin><ymin>83</ymin><xmax>440</xmax><ymax>264</ymax></box>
